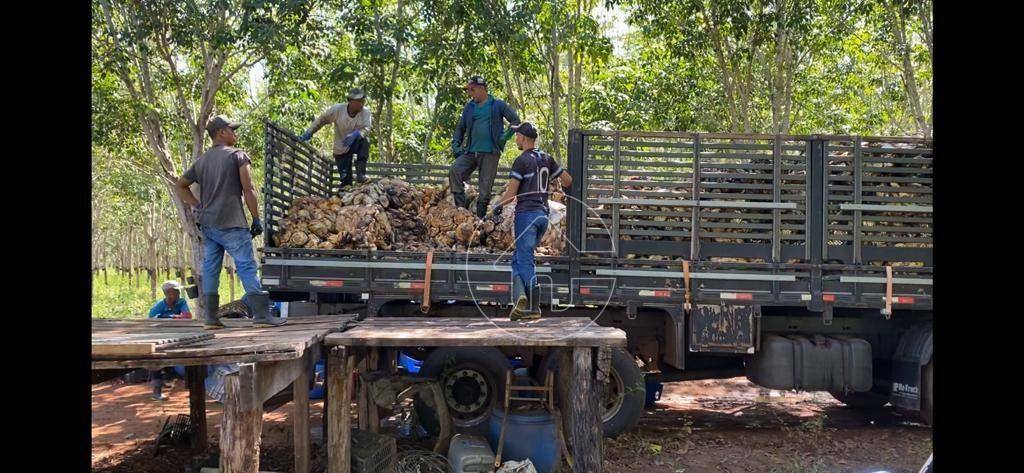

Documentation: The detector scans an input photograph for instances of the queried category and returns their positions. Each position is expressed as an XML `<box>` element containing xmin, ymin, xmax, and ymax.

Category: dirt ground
<box><xmin>92</xmin><ymin>376</ymin><xmax>931</xmax><ymax>473</ymax></box>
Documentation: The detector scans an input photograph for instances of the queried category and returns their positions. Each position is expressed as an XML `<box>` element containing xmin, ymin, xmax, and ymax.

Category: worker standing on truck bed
<box><xmin>450</xmin><ymin>75</ymin><xmax>521</xmax><ymax>218</ymax></box>
<box><xmin>146</xmin><ymin>280</ymin><xmax>192</xmax><ymax>401</ymax></box>
<box><xmin>492</xmin><ymin>122</ymin><xmax>572</xmax><ymax>320</ymax></box>
<box><xmin>300</xmin><ymin>87</ymin><xmax>372</xmax><ymax>189</ymax></box>
<box><xmin>174</xmin><ymin>115</ymin><xmax>286</xmax><ymax>330</ymax></box>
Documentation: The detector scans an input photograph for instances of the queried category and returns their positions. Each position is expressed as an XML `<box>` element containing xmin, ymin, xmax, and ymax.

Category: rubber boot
<box><xmin>356</xmin><ymin>160</ymin><xmax>368</xmax><ymax>183</ymax></box>
<box><xmin>151</xmin><ymin>378</ymin><xmax>167</xmax><ymax>401</ymax></box>
<box><xmin>247</xmin><ymin>291</ymin><xmax>287</xmax><ymax>327</ymax></box>
<box><xmin>452</xmin><ymin>191</ymin><xmax>468</xmax><ymax>209</ymax></box>
<box><xmin>523</xmin><ymin>284</ymin><xmax>542</xmax><ymax>320</ymax></box>
<box><xmin>475</xmin><ymin>201</ymin><xmax>489</xmax><ymax>219</ymax></box>
<box><xmin>509</xmin><ymin>277</ymin><xmax>529</xmax><ymax>321</ymax></box>
<box><xmin>203</xmin><ymin>293</ymin><xmax>225</xmax><ymax>330</ymax></box>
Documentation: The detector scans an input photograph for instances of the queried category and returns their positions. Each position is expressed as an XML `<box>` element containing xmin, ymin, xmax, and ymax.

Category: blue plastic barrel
<box><xmin>309</xmin><ymin>360</ymin><xmax>325</xmax><ymax>399</ymax></box>
<box><xmin>398</xmin><ymin>351</ymin><xmax>423</xmax><ymax>374</ymax></box>
<box><xmin>487</xmin><ymin>408</ymin><xmax>559</xmax><ymax>473</ymax></box>
<box><xmin>172</xmin><ymin>365</ymin><xmax>186</xmax><ymax>378</ymax></box>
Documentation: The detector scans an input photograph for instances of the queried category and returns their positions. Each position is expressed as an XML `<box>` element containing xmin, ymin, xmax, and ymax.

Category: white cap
<box><xmin>161</xmin><ymin>280</ymin><xmax>183</xmax><ymax>292</ymax></box>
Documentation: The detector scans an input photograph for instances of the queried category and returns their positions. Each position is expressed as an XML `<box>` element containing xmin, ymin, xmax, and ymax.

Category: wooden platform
<box><xmin>92</xmin><ymin>315</ymin><xmax>355</xmax><ymax>369</ymax></box>
<box><xmin>323</xmin><ymin>317</ymin><xmax>623</xmax><ymax>473</ymax></box>
<box><xmin>324</xmin><ymin>316</ymin><xmax>627</xmax><ymax>348</ymax></box>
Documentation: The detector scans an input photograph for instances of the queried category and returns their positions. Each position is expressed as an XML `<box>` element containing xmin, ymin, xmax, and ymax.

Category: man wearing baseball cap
<box><xmin>146</xmin><ymin>280</ymin><xmax>192</xmax><ymax>400</ymax></box>
<box><xmin>300</xmin><ymin>87</ymin><xmax>373</xmax><ymax>188</ymax></box>
<box><xmin>450</xmin><ymin>75</ymin><xmax>521</xmax><ymax>218</ymax></box>
<box><xmin>174</xmin><ymin>115</ymin><xmax>286</xmax><ymax>329</ymax></box>
<box><xmin>491</xmin><ymin>122</ymin><xmax>572</xmax><ymax>320</ymax></box>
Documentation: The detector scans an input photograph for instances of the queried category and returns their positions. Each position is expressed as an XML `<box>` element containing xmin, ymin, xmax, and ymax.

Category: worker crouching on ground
<box><xmin>300</xmin><ymin>87</ymin><xmax>372</xmax><ymax>189</ymax></box>
<box><xmin>450</xmin><ymin>75</ymin><xmax>521</xmax><ymax>218</ymax></box>
<box><xmin>492</xmin><ymin>122</ymin><xmax>572</xmax><ymax>320</ymax></box>
<box><xmin>146</xmin><ymin>280</ymin><xmax>192</xmax><ymax>401</ymax></box>
<box><xmin>175</xmin><ymin>115</ymin><xmax>286</xmax><ymax>330</ymax></box>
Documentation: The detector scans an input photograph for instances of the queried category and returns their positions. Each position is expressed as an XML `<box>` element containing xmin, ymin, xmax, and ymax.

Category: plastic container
<box><xmin>448</xmin><ymin>433</ymin><xmax>496</xmax><ymax>473</ymax></box>
<box><xmin>309</xmin><ymin>360</ymin><xmax>325</xmax><ymax>399</ymax></box>
<box><xmin>172</xmin><ymin>365</ymin><xmax>186</xmax><ymax>378</ymax></box>
<box><xmin>398</xmin><ymin>351</ymin><xmax>423</xmax><ymax>374</ymax></box>
<box><xmin>487</xmin><ymin>408</ymin><xmax>559</xmax><ymax>473</ymax></box>
<box><xmin>645</xmin><ymin>381</ymin><xmax>663</xmax><ymax>407</ymax></box>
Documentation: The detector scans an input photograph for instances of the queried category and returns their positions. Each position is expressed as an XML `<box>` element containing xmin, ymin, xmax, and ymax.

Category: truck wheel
<box><xmin>920</xmin><ymin>358</ymin><xmax>933</xmax><ymax>426</ymax></box>
<box><xmin>414</xmin><ymin>347</ymin><xmax>511</xmax><ymax>436</ymax></box>
<box><xmin>829</xmin><ymin>391</ymin><xmax>889</xmax><ymax>408</ymax></box>
<box><xmin>537</xmin><ymin>347</ymin><xmax>645</xmax><ymax>437</ymax></box>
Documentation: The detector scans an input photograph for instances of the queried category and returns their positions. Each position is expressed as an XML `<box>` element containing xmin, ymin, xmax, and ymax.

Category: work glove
<box><xmin>299</xmin><ymin>130</ymin><xmax>313</xmax><ymax>141</ymax></box>
<box><xmin>250</xmin><ymin>217</ymin><xmax>264</xmax><ymax>238</ymax></box>
<box><xmin>498</xmin><ymin>127</ymin><xmax>515</xmax><ymax>150</ymax></box>
<box><xmin>341</xmin><ymin>130</ymin><xmax>360</xmax><ymax>148</ymax></box>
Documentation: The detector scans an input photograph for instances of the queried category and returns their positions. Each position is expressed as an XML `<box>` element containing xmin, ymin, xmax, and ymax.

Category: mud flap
<box><xmin>890</xmin><ymin>325</ymin><xmax>932</xmax><ymax>411</ymax></box>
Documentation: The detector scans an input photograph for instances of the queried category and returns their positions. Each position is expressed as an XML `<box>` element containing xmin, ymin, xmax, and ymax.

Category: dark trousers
<box><xmin>335</xmin><ymin>136</ymin><xmax>370</xmax><ymax>189</ymax></box>
<box><xmin>449</xmin><ymin>151</ymin><xmax>500</xmax><ymax>217</ymax></box>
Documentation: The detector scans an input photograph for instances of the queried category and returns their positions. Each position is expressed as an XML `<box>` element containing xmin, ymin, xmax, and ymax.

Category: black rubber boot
<box><xmin>246</xmin><ymin>291</ymin><xmax>286</xmax><ymax>327</ymax></box>
<box><xmin>356</xmin><ymin>160</ymin><xmax>368</xmax><ymax>183</ymax></box>
<box><xmin>525</xmin><ymin>284</ymin><xmax>542</xmax><ymax>320</ymax></box>
<box><xmin>203</xmin><ymin>293</ymin><xmax>225</xmax><ymax>330</ymax></box>
<box><xmin>452</xmin><ymin>191</ymin><xmax>468</xmax><ymax>209</ymax></box>
<box><xmin>475</xmin><ymin>201</ymin><xmax>489</xmax><ymax>219</ymax></box>
<box><xmin>509</xmin><ymin>277</ymin><xmax>530</xmax><ymax>321</ymax></box>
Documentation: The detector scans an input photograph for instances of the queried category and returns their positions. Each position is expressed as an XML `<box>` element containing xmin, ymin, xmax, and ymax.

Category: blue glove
<box><xmin>341</xmin><ymin>131</ymin><xmax>360</xmax><ymax>148</ymax></box>
<box><xmin>250</xmin><ymin>217</ymin><xmax>264</xmax><ymax>238</ymax></box>
<box><xmin>299</xmin><ymin>131</ymin><xmax>312</xmax><ymax>141</ymax></box>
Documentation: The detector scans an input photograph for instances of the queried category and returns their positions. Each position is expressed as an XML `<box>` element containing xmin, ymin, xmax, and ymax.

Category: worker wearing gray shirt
<box><xmin>175</xmin><ymin>115</ymin><xmax>286</xmax><ymax>330</ymax></box>
<box><xmin>300</xmin><ymin>88</ymin><xmax>373</xmax><ymax>189</ymax></box>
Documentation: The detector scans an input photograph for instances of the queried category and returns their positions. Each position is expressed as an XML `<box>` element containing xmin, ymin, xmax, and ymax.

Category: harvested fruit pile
<box><xmin>272</xmin><ymin>178</ymin><xmax>566</xmax><ymax>254</ymax></box>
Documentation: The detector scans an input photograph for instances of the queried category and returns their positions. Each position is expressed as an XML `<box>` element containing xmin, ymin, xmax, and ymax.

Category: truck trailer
<box><xmin>260</xmin><ymin>121</ymin><xmax>933</xmax><ymax>436</ymax></box>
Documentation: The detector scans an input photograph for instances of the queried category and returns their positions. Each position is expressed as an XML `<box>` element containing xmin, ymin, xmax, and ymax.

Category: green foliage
<box><xmin>92</xmin><ymin>270</ymin><xmax>247</xmax><ymax>319</ymax></box>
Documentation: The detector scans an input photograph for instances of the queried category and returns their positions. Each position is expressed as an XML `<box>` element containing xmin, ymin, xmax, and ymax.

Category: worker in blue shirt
<box><xmin>148</xmin><ymin>280</ymin><xmax>192</xmax><ymax>319</ymax></box>
<box><xmin>147</xmin><ymin>281</ymin><xmax>192</xmax><ymax>400</ymax></box>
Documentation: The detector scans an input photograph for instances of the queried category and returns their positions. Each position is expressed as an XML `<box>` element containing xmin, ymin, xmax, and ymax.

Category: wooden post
<box><xmin>186</xmin><ymin>365</ymin><xmax>208</xmax><ymax>452</ymax></box>
<box><xmin>328</xmin><ymin>347</ymin><xmax>353</xmax><ymax>473</ymax></box>
<box><xmin>560</xmin><ymin>347</ymin><xmax>601</xmax><ymax>473</ymax></box>
<box><xmin>220</xmin><ymin>363</ymin><xmax>262</xmax><ymax>473</ymax></box>
<box><xmin>366</xmin><ymin>348</ymin><xmax>380</xmax><ymax>433</ymax></box>
<box><xmin>294</xmin><ymin>362</ymin><xmax>311</xmax><ymax>473</ymax></box>
<box><xmin>357</xmin><ymin>349</ymin><xmax>369</xmax><ymax>431</ymax></box>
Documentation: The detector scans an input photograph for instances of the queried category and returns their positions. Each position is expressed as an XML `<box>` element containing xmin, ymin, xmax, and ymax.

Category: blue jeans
<box><xmin>202</xmin><ymin>226</ymin><xmax>262</xmax><ymax>296</ymax></box>
<box><xmin>511</xmin><ymin>210</ymin><xmax>549</xmax><ymax>299</ymax></box>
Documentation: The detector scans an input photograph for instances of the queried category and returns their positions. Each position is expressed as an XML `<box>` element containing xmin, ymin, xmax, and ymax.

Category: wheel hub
<box><xmin>444</xmin><ymin>369</ymin><xmax>489</xmax><ymax>418</ymax></box>
<box><xmin>601</xmin><ymin>368</ymin><xmax>626</xmax><ymax>423</ymax></box>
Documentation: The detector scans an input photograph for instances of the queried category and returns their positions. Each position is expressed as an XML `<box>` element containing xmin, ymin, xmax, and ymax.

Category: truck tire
<box><xmin>537</xmin><ymin>347</ymin><xmax>645</xmax><ymax>437</ymax></box>
<box><xmin>414</xmin><ymin>347</ymin><xmax>512</xmax><ymax>436</ymax></box>
<box><xmin>829</xmin><ymin>391</ymin><xmax>889</xmax><ymax>408</ymax></box>
<box><xmin>920</xmin><ymin>358</ymin><xmax>933</xmax><ymax>426</ymax></box>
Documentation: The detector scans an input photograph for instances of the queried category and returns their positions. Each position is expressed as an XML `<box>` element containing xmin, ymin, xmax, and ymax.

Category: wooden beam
<box><xmin>220</xmin><ymin>363</ymin><xmax>262</xmax><ymax>473</ymax></box>
<box><xmin>328</xmin><ymin>347</ymin><xmax>353</xmax><ymax>473</ymax></box>
<box><xmin>186</xmin><ymin>365</ymin><xmax>208</xmax><ymax>452</ymax></box>
<box><xmin>255</xmin><ymin>345</ymin><xmax>320</xmax><ymax>404</ymax></box>
<box><xmin>294</xmin><ymin>364</ymin><xmax>311</xmax><ymax>473</ymax></box>
<box><xmin>562</xmin><ymin>347</ymin><xmax>601</xmax><ymax>472</ymax></box>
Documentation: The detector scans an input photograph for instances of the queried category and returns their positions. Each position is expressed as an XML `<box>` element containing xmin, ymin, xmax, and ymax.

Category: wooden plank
<box><xmin>92</xmin><ymin>332</ymin><xmax>215</xmax><ymax>356</ymax></box>
<box><xmin>221</xmin><ymin>363</ymin><xmax>261</xmax><ymax>473</ymax></box>
<box><xmin>294</xmin><ymin>362</ymin><xmax>311</xmax><ymax>473</ymax></box>
<box><xmin>327</xmin><ymin>347</ymin><xmax>353</xmax><ymax>473</ymax></box>
<box><xmin>255</xmin><ymin>344</ymin><xmax>321</xmax><ymax>403</ymax></box>
<box><xmin>186</xmin><ymin>365</ymin><xmax>208</xmax><ymax>452</ymax></box>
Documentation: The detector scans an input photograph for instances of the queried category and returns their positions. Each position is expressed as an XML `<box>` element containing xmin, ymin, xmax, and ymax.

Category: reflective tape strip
<box><xmin>262</xmin><ymin>278</ymin><xmax>280</xmax><ymax>286</ymax></box>
<box><xmin>475</xmin><ymin>284</ymin><xmax>510</xmax><ymax>292</ymax></box>
<box><xmin>638</xmin><ymin>290</ymin><xmax>671</xmax><ymax>297</ymax></box>
<box><xmin>840</xmin><ymin>203</ymin><xmax>933</xmax><ymax>213</ymax></box>
<box><xmin>840</xmin><ymin>276</ymin><xmax>932</xmax><ymax>285</ymax></box>
<box><xmin>395</xmin><ymin>282</ymin><xmax>425</xmax><ymax>289</ymax></box>
<box><xmin>720</xmin><ymin>292</ymin><xmax>754</xmax><ymax>300</ymax></box>
<box><xmin>595</xmin><ymin>268</ymin><xmax>795</xmax><ymax>282</ymax></box>
<box><xmin>309</xmin><ymin>280</ymin><xmax>344</xmax><ymax>288</ymax></box>
<box><xmin>886</xmin><ymin>296</ymin><xmax>916</xmax><ymax>304</ymax></box>
<box><xmin>263</xmin><ymin>258</ymin><xmax>550</xmax><ymax>273</ymax></box>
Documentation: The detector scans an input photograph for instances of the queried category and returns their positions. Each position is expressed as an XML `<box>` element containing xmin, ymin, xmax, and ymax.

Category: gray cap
<box><xmin>205</xmin><ymin>115</ymin><xmax>242</xmax><ymax>134</ymax></box>
<box><xmin>347</xmin><ymin>87</ymin><xmax>366</xmax><ymax>100</ymax></box>
<box><xmin>466</xmin><ymin>75</ymin><xmax>487</xmax><ymax>88</ymax></box>
<box><xmin>161</xmin><ymin>280</ymin><xmax>183</xmax><ymax>292</ymax></box>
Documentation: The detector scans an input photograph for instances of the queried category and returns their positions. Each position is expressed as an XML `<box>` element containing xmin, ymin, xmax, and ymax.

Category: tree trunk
<box><xmin>890</xmin><ymin>2</ymin><xmax>930</xmax><ymax>137</ymax></box>
<box><xmin>548</xmin><ymin>26</ymin><xmax>563</xmax><ymax>162</ymax></box>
